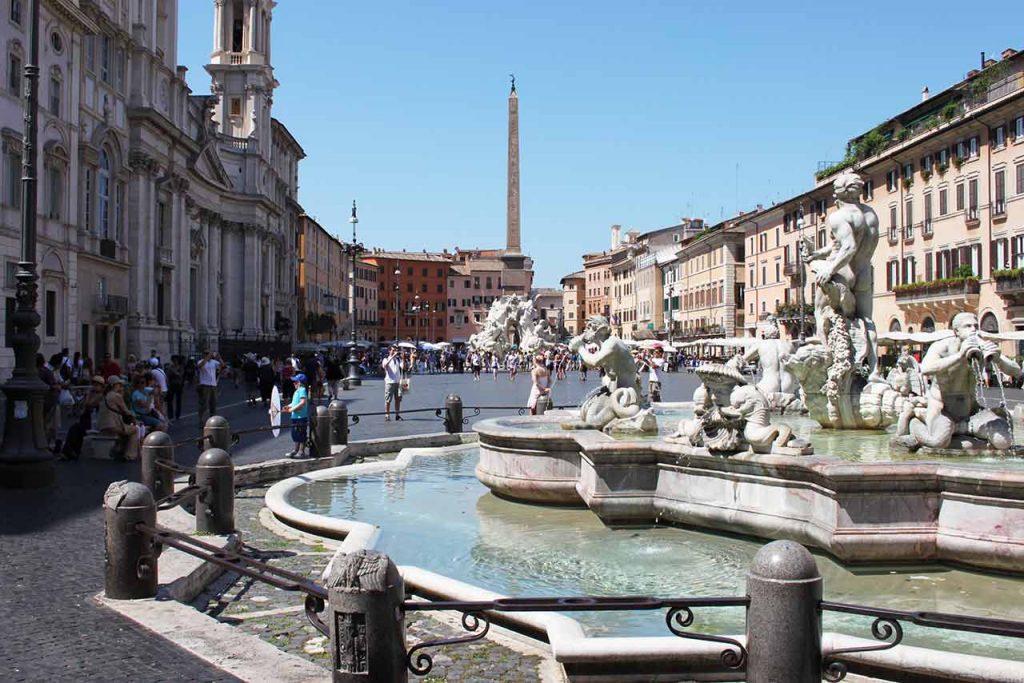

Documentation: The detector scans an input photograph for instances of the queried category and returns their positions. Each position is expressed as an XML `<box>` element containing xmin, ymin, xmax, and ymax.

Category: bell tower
<box><xmin>206</xmin><ymin>0</ymin><xmax>277</xmax><ymax>155</ymax></box>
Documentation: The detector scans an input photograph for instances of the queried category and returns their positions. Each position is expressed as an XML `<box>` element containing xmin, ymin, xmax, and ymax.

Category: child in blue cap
<box><xmin>281</xmin><ymin>372</ymin><xmax>309</xmax><ymax>458</ymax></box>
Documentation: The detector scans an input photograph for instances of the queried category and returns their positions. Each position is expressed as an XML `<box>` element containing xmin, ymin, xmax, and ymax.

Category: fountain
<box><xmin>467</xmin><ymin>293</ymin><xmax>558</xmax><ymax>357</ymax></box>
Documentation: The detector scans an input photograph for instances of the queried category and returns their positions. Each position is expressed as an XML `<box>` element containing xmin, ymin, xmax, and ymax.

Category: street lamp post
<box><xmin>344</xmin><ymin>201</ymin><xmax>365</xmax><ymax>386</ymax></box>
<box><xmin>0</xmin><ymin>0</ymin><xmax>51</xmax><ymax>489</ymax></box>
<box><xmin>394</xmin><ymin>267</ymin><xmax>401</xmax><ymax>343</ymax></box>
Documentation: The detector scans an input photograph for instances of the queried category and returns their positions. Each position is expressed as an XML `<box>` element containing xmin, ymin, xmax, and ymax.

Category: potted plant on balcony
<box><xmin>901</xmin><ymin>177</ymin><xmax>913</xmax><ymax>190</ymax></box>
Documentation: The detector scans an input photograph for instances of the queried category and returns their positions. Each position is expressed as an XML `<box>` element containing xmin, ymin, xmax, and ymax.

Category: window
<box><xmin>904</xmin><ymin>198</ymin><xmax>913</xmax><ymax>239</ymax></box>
<box><xmin>886</xmin><ymin>169</ymin><xmax>898</xmax><ymax>192</ymax></box>
<box><xmin>3</xmin><ymin>141</ymin><xmax>21</xmax><ymax>208</ymax></box>
<box><xmin>46</xmin><ymin>75</ymin><xmax>61</xmax><ymax>117</ymax></box>
<box><xmin>84</xmin><ymin>36</ymin><xmax>94</xmax><ymax>72</ymax></box>
<box><xmin>994</xmin><ymin>125</ymin><xmax>1006</xmax><ymax>149</ymax></box>
<box><xmin>98</xmin><ymin>150</ymin><xmax>111</xmax><ymax>238</ymax></box>
<box><xmin>421</xmin><ymin>267</ymin><xmax>427</xmax><ymax>277</ymax></box>
<box><xmin>8</xmin><ymin>51</ymin><xmax>21</xmax><ymax>96</ymax></box>
<box><xmin>969</xmin><ymin>136</ymin><xmax>979</xmax><ymax>158</ymax></box>
<box><xmin>967</xmin><ymin>178</ymin><xmax>979</xmax><ymax>220</ymax></box>
<box><xmin>10</xmin><ymin>0</ymin><xmax>21</xmax><ymax>24</ymax></box>
<box><xmin>44</xmin><ymin>289</ymin><xmax>55</xmax><ymax>337</ymax></box>
<box><xmin>901</xmin><ymin>256</ymin><xmax>915</xmax><ymax>285</ymax></box>
<box><xmin>100</xmin><ymin>36</ymin><xmax>110</xmax><ymax>83</ymax></box>
<box><xmin>886</xmin><ymin>260</ymin><xmax>899</xmax><ymax>291</ymax></box>
<box><xmin>955</xmin><ymin>183</ymin><xmax>964</xmax><ymax>211</ymax></box>
<box><xmin>49</xmin><ymin>31</ymin><xmax>63</xmax><ymax>54</ymax></box>
<box><xmin>230</xmin><ymin>97</ymin><xmax>241</xmax><ymax>117</ymax></box>
<box><xmin>922</xmin><ymin>154</ymin><xmax>933</xmax><ymax>174</ymax></box>
<box><xmin>902</xmin><ymin>163</ymin><xmax>913</xmax><ymax>181</ymax></box>
<box><xmin>888</xmin><ymin>206</ymin><xmax>898</xmax><ymax>240</ymax></box>
<box><xmin>939</xmin><ymin>188</ymin><xmax>948</xmax><ymax>215</ymax></box>
<box><xmin>863</xmin><ymin>179</ymin><xmax>874</xmax><ymax>201</ymax></box>
<box><xmin>937</xmin><ymin>147</ymin><xmax>949</xmax><ymax>169</ymax></box>
<box><xmin>924</xmin><ymin>193</ymin><xmax>933</xmax><ymax>234</ymax></box>
<box><xmin>1015</xmin><ymin>115</ymin><xmax>1024</xmax><ymax>141</ymax></box>
<box><xmin>994</xmin><ymin>170</ymin><xmax>1006</xmax><ymax>214</ymax></box>
<box><xmin>46</xmin><ymin>164</ymin><xmax>62</xmax><ymax>220</ymax></box>
<box><xmin>775</xmin><ymin>262</ymin><xmax>780</xmax><ymax>282</ymax></box>
<box><xmin>1018</xmin><ymin>164</ymin><xmax>1024</xmax><ymax>195</ymax></box>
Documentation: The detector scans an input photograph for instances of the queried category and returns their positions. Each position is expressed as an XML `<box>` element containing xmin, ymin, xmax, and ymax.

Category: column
<box><xmin>243</xmin><ymin>0</ymin><xmax>255</xmax><ymax>52</ymax></box>
<box><xmin>213</xmin><ymin>0</ymin><xmax>225</xmax><ymax>53</ymax></box>
<box><xmin>208</xmin><ymin>219</ymin><xmax>221</xmax><ymax>333</ymax></box>
<box><xmin>243</xmin><ymin>227</ymin><xmax>259</xmax><ymax>334</ymax></box>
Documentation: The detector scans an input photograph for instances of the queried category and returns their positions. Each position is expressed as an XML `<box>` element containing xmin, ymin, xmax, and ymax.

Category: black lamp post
<box><xmin>343</xmin><ymin>201</ymin><xmax>365</xmax><ymax>386</ymax></box>
<box><xmin>0</xmin><ymin>0</ymin><xmax>51</xmax><ymax>489</ymax></box>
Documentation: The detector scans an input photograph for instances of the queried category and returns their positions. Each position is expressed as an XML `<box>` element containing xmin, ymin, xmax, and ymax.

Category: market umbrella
<box><xmin>638</xmin><ymin>339</ymin><xmax>664</xmax><ymax>350</ymax></box>
<box><xmin>397</xmin><ymin>341</ymin><xmax>418</xmax><ymax>350</ymax></box>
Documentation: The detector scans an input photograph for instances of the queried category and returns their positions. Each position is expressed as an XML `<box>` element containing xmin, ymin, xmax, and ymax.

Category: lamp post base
<box><xmin>0</xmin><ymin>381</ymin><xmax>55</xmax><ymax>489</ymax></box>
<box><xmin>346</xmin><ymin>360</ymin><xmax>362</xmax><ymax>387</ymax></box>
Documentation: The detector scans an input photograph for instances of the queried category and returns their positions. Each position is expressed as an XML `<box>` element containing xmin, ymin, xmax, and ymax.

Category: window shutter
<box><xmin>925</xmin><ymin>253</ymin><xmax>933</xmax><ymax>281</ymax></box>
<box><xmin>991</xmin><ymin>241</ymin><xmax>998</xmax><ymax>275</ymax></box>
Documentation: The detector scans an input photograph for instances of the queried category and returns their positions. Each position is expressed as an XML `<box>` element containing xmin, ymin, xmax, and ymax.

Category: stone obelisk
<box><xmin>505</xmin><ymin>77</ymin><xmax>521</xmax><ymax>255</ymax></box>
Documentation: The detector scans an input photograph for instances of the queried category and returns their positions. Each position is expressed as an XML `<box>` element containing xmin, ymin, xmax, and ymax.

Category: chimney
<box><xmin>611</xmin><ymin>224</ymin><xmax>621</xmax><ymax>249</ymax></box>
<box><xmin>981</xmin><ymin>51</ymin><xmax>986</xmax><ymax>68</ymax></box>
<box><xmin>1002</xmin><ymin>48</ymin><xmax>1018</xmax><ymax>60</ymax></box>
<box><xmin>921</xmin><ymin>85</ymin><xmax>930</xmax><ymax>101</ymax></box>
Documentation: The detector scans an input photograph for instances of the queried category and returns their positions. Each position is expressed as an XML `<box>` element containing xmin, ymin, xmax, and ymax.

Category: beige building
<box><xmin>297</xmin><ymin>216</ymin><xmax>345</xmax><ymax>344</ymax></box>
<box><xmin>667</xmin><ymin>216</ymin><xmax>748</xmax><ymax>339</ymax></box>
<box><xmin>353</xmin><ymin>259</ymin><xmax>378</xmax><ymax>343</ymax></box>
<box><xmin>560</xmin><ymin>271</ymin><xmax>585</xmax><ymax>335</ymax></box>
<box><xmin>531</xmin><ymin>287</ymin><xmax>563</xmax><ymax>332</ymax></box>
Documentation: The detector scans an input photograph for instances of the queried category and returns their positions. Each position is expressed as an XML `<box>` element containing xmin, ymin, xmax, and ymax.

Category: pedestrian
<box><xmin>242</xmin><ymin>353</ymin><xmax>260</xmax><ymax>405</ymax></box>
<box><xmin>527</xmin><ymin>354</ymin><xmax>551</xmax><ymax>416</ymax></box>
<box><xmin>281</xmin><ymin>373</ymin><xmax>309</xmax><ymax>459</ymax></box>
<box><xmin>196</xmin><ymin>350</ymin><xmax>221</xmax><ymax>426</ymax></box>
<box><xmin>98</xmin><ymin>376</ymin><xmax>140</xmax><ymax>461</ymax></box>
<box><xmin>101</xmin><ymin>352</ymin><xmax>122</xmax><ymax>379</ymax></box>
<box><xmin>382</xmin><ymin>345</ymin><xmax>404</xmax><ymax>421</ymax></box>
<box><xmin>164</xmin><ymin>356</ymin><xmax>184</xmax><ymax>421</ymax></box>
<box><xmin>59</xmin><ymin>375</ymin><xmax>105</xmax><ymax>460</ymax></box>
<box><xmin>641</xmin><ymin>348</ymin><xmax>665</xmax><ymax>403</ymax></box>
<box><xmin>325</xmin><ymin>355</ymin><xmax>344</xmax><ymax>399</ymax></box>
<box><xmin>258</xmin><ymin>356</ymin><xmax>276</xmax><ymax>406</ymax></box>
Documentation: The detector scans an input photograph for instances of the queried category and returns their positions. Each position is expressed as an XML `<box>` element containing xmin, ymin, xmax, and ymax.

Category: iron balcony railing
<box><xmin>94</xmin><ymin>294</ymin><xmax>128</xmax><ymax>316</ymax></box>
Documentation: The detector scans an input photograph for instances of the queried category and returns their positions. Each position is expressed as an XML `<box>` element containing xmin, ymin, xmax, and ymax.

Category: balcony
<box><xmin>966</xmin><ymin>207</ymin><xmax>980</xmax><ymax>228</ymax></box>
<box><xmin>99</xmin><ymin>238</ymin><xmax>117</xmax><ymax>260</ymax></box>
<box><xmin>783</xmin><ymin>262</ymin><xmax>801</xmax><ymax>278</ymax></box>
<box><xmin>156</xmin><ymin>246</ymin><xmax>174</xmax><ymax>267</ymax></box>
<box><xmin>902</xmin><ymin>225</ymin><xmax>915</xmax><ymax>242</ymax></box>
<box><xmin>995</xmin><ymin>270</ymin><xmax>1024</xmax><ymax>305</ymax></box>
<box><xmin>922</xmin><ymin>220</ymin><xmax>934</xmax><ymax>237</ymax></box>
<box><xmin>994</xmin><ymin>200</ymin><xmax>1007</xmax><ymax>222</ymax></box>
<box><xmin>887</xmin><ymin>227</ymin><xmax>899</xmax><ymax>245</ymax></box>
<box><xmin>894</xmin><ymin>277</ymin><xmax>980</xmax><ymax>310</ymax></box>
<box><xmin>220</xmin><ymin>135</ymin><xmax>252</xmax><ymax>153</ymax></box>
<box><xmin>680</xmin><ymin>324</ymin><xmax>725</xmax><ymax>339</ymax></box>
<box><xmin>94</xmin><ymin>294</ymin><xmax>128</xmax><ymax>320</ymax></box>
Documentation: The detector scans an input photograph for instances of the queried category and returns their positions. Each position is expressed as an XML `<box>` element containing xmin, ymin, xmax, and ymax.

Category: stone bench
<box><xmin>84</xmin><ymin>432</ymin><xmax>119</xmax><ymax>460</ymax></box>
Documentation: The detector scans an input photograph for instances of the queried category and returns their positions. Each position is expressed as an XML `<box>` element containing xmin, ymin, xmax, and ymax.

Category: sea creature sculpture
<box><xmin>468</xmin><ymin>294</ymin><xmax>559</xmax><ymax>358</ymax></box>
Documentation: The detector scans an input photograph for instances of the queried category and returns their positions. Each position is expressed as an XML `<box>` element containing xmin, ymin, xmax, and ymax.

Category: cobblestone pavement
<box><xmin>3</xmin><ymin>371</ymin><xmax>632</xmax><ymax>682</ymax></box>
<box><xmin>191</xmin><ymin>485</ymin><xmax>551</xmax><ymax>681</ymax></box>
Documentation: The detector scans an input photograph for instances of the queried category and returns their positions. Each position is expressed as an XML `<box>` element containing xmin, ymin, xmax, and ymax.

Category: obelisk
<box><xmin>505</xmin><ymin>76</ymin><xmax>521</xmax><ymax>255</ymax></box>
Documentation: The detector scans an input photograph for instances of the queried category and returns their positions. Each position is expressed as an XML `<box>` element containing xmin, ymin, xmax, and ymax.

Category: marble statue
<box><xmin>468</xmin><ymin>295</ymin><xmax>558</xmax><ymax>358</ymax></box>
<box><xmin>895</xmin><ymin>312</ymin><xmax>1022</xmax><ymax>452</ymax></box>
<box><xmin>783</xmin><ymin>340</ymin><xmax>924</xmax><ymax>429</ymax></box>
<box><xmin>679</xmin><ymin>317</ymin><xmax>804</xmax><ymax>414</ymax></box>
<box><xmin>563</xmin><ymin>315</ymin><xmax>657</xmax><ymax>433</ymax></box>
<box><xmin>667</xmin><ymin>364</ymin><xmax>811</xmax><ymax>456</ymax></box>
<box><xmin>787</xmin><ymin>171</ymin><xmax>890</xmax><ymax>429</ymax></box>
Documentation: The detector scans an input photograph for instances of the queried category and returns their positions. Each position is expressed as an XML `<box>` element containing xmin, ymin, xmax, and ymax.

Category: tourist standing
<box><xmin>641</xmin><ymin>348</ymin><xmax>665</xmax><ymax>403</ymax></box>
<box><xmin>382</xmin><ymin>346</ymin><xmax>404</xmax><ymax>421</ymax></box>
<box><xmin>164</xmin><ymin>356</ymin><xmax>184</xmax><ymax>422</ymax></box>
<box><xmin>325</xmin><ymin>355</ymin><xmax>344</xmax><ymax>399</ymax></box>
<box><xmin>527</xmin><ymin>355</ymin><xmax>551</xmax><ymax>416</ymax></box>
<box><xmin>258</xmin><ymin>357</ymin><xmax>277</xmax><ymax>406</ymax></box>
<box><xmin>281</xmin><ymin>373</ymin><xmax>309</xmax><ymax>458</ymax></box>
<box><xmin>242</xmin><ymin>353</ymin><xmax>260</xmax><ymax>405</ymax></box>
<box><xmin>197</xmin><ymin>351</ymin><xmax>221</xmax><ymax>426</ymax></box>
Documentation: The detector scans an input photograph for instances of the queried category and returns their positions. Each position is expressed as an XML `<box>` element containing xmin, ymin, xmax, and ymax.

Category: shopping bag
<box><xmin>58</xmin><ymin>388</ymin><xmax>75</xmax><ymax>406</ymax></box>
<box><xmin>400</xmin><ymin>377</ymin><xmax>411</xmax><ymax>393</ymax></box>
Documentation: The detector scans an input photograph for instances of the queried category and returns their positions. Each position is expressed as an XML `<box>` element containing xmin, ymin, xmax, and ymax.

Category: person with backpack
<box><xmin>163</xmin><ymin>356</ymin><xmax>184</xmax><ymax>422</ymax></box>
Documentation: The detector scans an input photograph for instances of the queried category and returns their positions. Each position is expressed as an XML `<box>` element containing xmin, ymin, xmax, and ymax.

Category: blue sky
<box><xmin>178</xmin><ymin>1</ymin><xmax>1021</xmax><ymax>286</ymax></box>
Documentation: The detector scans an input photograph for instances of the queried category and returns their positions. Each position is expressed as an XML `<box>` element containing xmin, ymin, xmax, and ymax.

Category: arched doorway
<box><xmin>921</xmin><ymin>316</ymin><xmax>935</xmax><ymax>333</ymax></box>
<box><xmin>889</xmin><ymin>319</ymin><xmax>902</xmax><ymax>332</ymax></box>
<box><xmin>980</xmin><ymin>312</ymin><xmax>999</xmax><ymax>334</ymax></box>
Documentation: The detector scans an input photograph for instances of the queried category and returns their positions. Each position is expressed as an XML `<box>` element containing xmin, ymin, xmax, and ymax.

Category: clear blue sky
<box><xmin>178</xmin><ymin>1</ymin><xmax>1021</xmax><ymax>286</ymax></box>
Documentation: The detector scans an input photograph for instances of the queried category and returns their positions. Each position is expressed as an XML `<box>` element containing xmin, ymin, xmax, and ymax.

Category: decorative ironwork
<box><xmin>402</xmin><ymin>595</ymin><xmax>748</xmax><ymax>676</ymax></box>
<box><xmin>820</xmin><ymin>601</ymin><xmax>1024</xmax><ymax>681</ymax></box>
<box><xmin>304</xmin><ymin>594</ymin><xmax>328</xmax><ymax>637</ymax></box>
<box><xmin>666</xmin><ymin>605</ymin><xmax>747</xmax><ymax>669</ymax></box>
<box><xmin>406</xmin><ymin>611</ymin><xmax>490</xmax><ymax>676</ymax></box>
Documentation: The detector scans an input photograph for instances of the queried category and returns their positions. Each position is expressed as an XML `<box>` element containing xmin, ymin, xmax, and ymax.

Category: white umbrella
<box><xmin>638</xmin><ymin>339</ymin><xmax>664</xmax><ymax>350</ymax></box>
<box><xmin>397</xmin><ymin>341</ymin><xmax>418</xmax><ymax>350</ymax></box>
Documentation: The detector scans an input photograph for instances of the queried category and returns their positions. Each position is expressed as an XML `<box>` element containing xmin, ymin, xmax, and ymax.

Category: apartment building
<box><xmin>532</xmin><ymin>288</ymin><xmax>564</xmax><ymax>332</ymax></box>
<box><xmin>364</xmin><ymin>251</ymin><xmax>449</xmax><ymax>343</ymax></box>
<box><xmin>353</xmin><ymin>260</ymin><xmax>378</xmax><ymax>343</ymax></box>
<box><xmin>815</xmin><ymin>47</ymin><xmax>1024</xmax><ymax>344</ymax></box>
<box><xmin>560</xmin><ymin>271</ymin><xmax>586</xmax><ymax>335</ymax></box>
<box><xmin>666</xmin><ymin>217</ymin><xmax>747</xmax><ymax>339</ymax></box>
<box><xmin>447</xmin><ymin>262</ymin><xmax>504</xmax><ymax>344</ymax></box>
<box><xmin>297</xmin><ymin>215</ymin><xmax>346</xmax><ymax>344</ymax></box>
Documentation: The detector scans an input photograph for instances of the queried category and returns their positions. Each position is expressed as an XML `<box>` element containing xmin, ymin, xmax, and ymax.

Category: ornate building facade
<box><xmin>0</xmin><ymin>0</ymin><xmax>303</xmax><ymax>375</ymax></box>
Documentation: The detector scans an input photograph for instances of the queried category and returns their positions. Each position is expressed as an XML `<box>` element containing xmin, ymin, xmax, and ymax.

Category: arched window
<box><xmin>889</xmin><ymin>319</ymin><xmax>902</xmax><ymax>332</ymax></box>
<box><xmin>980</xmin><ymin>312</ymin><xmax>999</xmax><ymax>334</ymax></box>
<box><xmin>98</xmin><ymin>150</ymin><xmax>110</xmax><ymax>238</ymax></box>
<box><xmin>921</xmin><ymin>316</ymin><xmax>935</xmax><ymax>333</ymax></box>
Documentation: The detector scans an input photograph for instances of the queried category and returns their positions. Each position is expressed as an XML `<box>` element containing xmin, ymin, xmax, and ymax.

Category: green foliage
<box><xmin>893</xmin><ymin>275</ymin><xmax>978</xmax><ymax>295</ymax></box>
<box><xmin>953</xmin><ymin>264</ymin><xmax>974</xmax><ymax>278</ymax></box>
<box><xmin>774</xmin><ymin>302</ymin><xmax>814</xmax><ymax>318</ymax></box>
<box><xmin>993</xmin><ymin>268</ymin><xmax>1024</xmax><ymax>279</ymax></box>
<box><xmin>816</xmin><ymin>127</ymin><xmax>889</xmax><ymax>181</ymax></box>
<box><xmin>941</xmin><ymin>101</ymin><xmax>960</xmax><ymax>121</ymax></box>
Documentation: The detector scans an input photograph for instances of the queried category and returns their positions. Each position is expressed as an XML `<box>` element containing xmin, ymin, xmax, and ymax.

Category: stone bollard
<box><xmin>535</xmin><ymin>395</ymin><xmax>552</xmax><ymax>415</ymax></box>
<box><xmin>312</xmin><ymin>405</ymin><xmax>331</xmax><ymax>458</ymax></box>
<box><xmin>103</xmin><ymin>481</ymin><xmax>159</xmax><ymax>600</ymax></box>
<box><xmin>445</xmin><ymin>394</ymin><xmax>463</xmax><ymax>434</ymax></box>
<box><xmin>327</xmin><ymin>550</ymin><xmax>407</xmax><ymax>682</ymax></box>
<box><xmin>203</xmin><ymin>415</ymin><xmax>231</xmax><ymax>451</ymax></box>
<box><xmin>746</xmin><ymin>540</ymin><xmax>822</xmax><ymax>683</ymax></box>
<box><xmin>195</xmin><ymin>448</ymin><xmax>235</xmax><ymax>535</ymax></box>
<box><xmin>329</xmin><ymin>400</ymin><xmax>349</xmax><ymax>446</ymax></box>
<box><xmin>141</xmin><ymin>431</ymin><xmax>175</xmax><ymax>501</ymax></box>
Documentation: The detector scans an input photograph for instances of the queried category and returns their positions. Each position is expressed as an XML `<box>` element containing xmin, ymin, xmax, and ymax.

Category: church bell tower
<box><xmin>206</xmin><ymin>0</ymin><xmax>277</xmax><ymax>158</ymax></box>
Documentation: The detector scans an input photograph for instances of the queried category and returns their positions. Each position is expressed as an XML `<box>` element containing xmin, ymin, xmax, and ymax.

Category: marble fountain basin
<box><xmin>473</xmin><ymin>409</ymin><xmax>1024</xmax><ymax>573</ymax></box>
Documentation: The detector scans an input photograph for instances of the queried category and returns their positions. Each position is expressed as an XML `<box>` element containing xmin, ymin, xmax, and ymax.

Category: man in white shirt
<box><xmin>382</xmin><ymin>346</ymin><xmax>404</xmax><ymax>422</ymax></box>
<box><xmin>197</xmin><ymin>351</ymin><xmax>221</xmax><ymax>426</ymax></box>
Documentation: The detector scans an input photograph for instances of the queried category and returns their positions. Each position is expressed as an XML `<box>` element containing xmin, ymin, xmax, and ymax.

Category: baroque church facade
<box><xmin>0</xmin><ymin>0</ymin><xmax>302</xmax><ymax>377</ymax></box>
